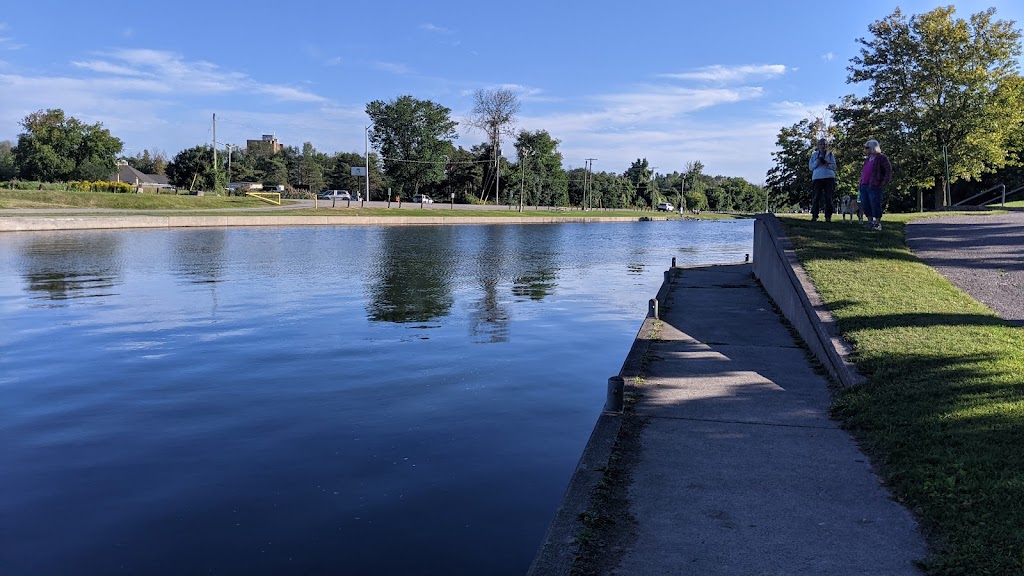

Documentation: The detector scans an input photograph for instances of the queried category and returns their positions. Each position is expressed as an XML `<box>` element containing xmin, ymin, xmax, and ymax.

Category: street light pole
<box><xmin>225</xmin><ymin>144</ymin><xmax>235</xmax><ymax>189</ymax></box>
<box><xmin>519</xmin><ymin>147</ymin><xmax>530</xmax><ymax>213</ymax></box>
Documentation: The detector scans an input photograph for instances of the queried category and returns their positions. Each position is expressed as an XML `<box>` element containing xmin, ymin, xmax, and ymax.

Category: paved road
<box><xmin>593</xmin><ymin>264</ymin><xmax>926</xmax><ymax>575</ymax></box>
<box><xmin>906</xmin><ymin>212</ymin><xmax>1024</xmax><ymax>326</ymax></box>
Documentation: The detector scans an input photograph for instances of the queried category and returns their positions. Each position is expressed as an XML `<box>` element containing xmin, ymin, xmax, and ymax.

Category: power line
<box><xmin>379</xmin><ymin>156</ymin><xmax>493</xmax><ymax>165</ymax></box>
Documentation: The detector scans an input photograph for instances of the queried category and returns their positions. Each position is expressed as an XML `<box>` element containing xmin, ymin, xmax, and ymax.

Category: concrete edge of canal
<box><xmin>0</xmin><ymin>214</ymin><xmax>672</xmax><ymax>232</ymax></box>
<box><xmin>527</xmin><ymin>213</ymin><xmax>863</xmax><ymax>575</ymax></box>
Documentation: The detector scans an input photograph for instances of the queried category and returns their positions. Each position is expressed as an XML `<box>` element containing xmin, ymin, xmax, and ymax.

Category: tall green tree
<box><xmin>366</xmin><ymin>95</ymin><xmax>458</xmax><ymax>197</ymax></box>
<box><xmin>255</xmin><ymin>154</ymin><xmax>289</xmax><ymax>187</ymax></box>
<box><xmin>126</xmin><ymin>149</ymin><xmax>168</xmax><ymax>175</ymax></box>
<box><xmin>440</xmin><ymin>146</ymin><xmax>485</xmax><ymax>203</ymax></box>
<box><xmin>14</xmin><ymin>109</ymin><xmax>123</xmax><ymax>181</ymax></box>
<box><xmin>624</xmin><ymin>159</ymin><xmax>657</xmax><ymax>208</ymax></box>
<box><xmin>513</xmin><ymin>130</ymin><xmax>568</xmax><ymax>207</ymax></box>
<box><xmin>0</xmin><ymin>141</ymin><xmax>16</xmax><ymax>181</ymax></box>
<box><xmin>166</xmin><ymin>145</ymin><xmax>224</xmax><ymax>191</ymax></box>
<box><xmin>839</xmin><ymin>6</ymin><xmax>1024</xmax><ymax>208</ymax></box>
<box><xmin>327</xmin><ymin>151</ymin><xmax>387</xmax><ymax>198</ymax></box>
<box><xmin>297</xmin><ymin>142</ymin><xmax>328</xmax><ymax>193</ymax></box>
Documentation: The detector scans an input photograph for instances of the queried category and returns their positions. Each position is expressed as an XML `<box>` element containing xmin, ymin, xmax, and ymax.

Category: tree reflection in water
<box><xmin>20</xmin><ymin>232</ymin><xmax>124</xmax><ymax>302</ymax></box>
<box><xmin>366</xmin><ymin>226</ymin><xmax>457</xmax><ymax>323</ymax></box>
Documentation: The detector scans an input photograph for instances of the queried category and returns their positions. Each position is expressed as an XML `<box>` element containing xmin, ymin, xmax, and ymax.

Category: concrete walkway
<box><xmin>607</xmin><ymin>263</ymin><xmax>925</xmax><ymax>575</ymax></box>
<box><xmin>906</xmin><ymin>212</ymin><xmax>1024</xmax><ymax>326</ymax></box>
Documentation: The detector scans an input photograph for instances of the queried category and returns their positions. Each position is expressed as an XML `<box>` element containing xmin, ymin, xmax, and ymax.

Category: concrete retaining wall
<box><xmin>0</xmin><ymin>215</ymin><xmax>663</xmax><ymax>232</ymax></box>
<box><xmin>752</xmin><ymin>214</ymin><xmax>863</xmax><ymax>388</ymax></box>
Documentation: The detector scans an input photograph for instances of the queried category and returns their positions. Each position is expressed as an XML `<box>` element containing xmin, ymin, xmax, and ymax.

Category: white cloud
<box><xmin>66</xmin><ymin>50</ymin><xmax>325</xmax><ymax>102</ymax></box>
<box><xmin>0</xmin><ymin>22</ymin><xmax>25</xmax><ymax>50</ymax></box>
<box><xmin>420</xmin><ymin>23</ymin><xmax>451</xmax><ymax>34</ymax></box>
<box><xmin>373</xmin><ymin>61</ymin><xmax>410</xmax><ymax>75</ymax></box>
<box><xmin>509</xmin><ymin>80</ymin><xmax>778</xmax><ymax>181</ymax></box>
<box><xmin>661</xmin><ymin>64</ymin><xmax>788</xmax><ymax>84</ymax></box>
<box><xmin>821</xmin><ymin>52</ymin><xmax>835</xmax><ymax>61</ymax></box>
<box><xmin>73</xmin><ymin>60</ymin><xmax>147</xmax><ymax>76</ymax></box>
<box><xmin>255</xmin><ymin>84</ymin><xmax>327</xmax><ymax>103</ymax></box>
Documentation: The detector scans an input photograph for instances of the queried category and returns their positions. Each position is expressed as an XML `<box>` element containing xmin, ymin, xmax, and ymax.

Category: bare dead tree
<box><xmin>467</xmin><ymin>88</ymin><xmax>520</xmax><ymax>203</ymax></box>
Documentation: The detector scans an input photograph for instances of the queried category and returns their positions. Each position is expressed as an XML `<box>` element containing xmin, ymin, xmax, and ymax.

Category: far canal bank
<box><xmin>0</xmin><ymin>213</ymin><xmax>687</xmax><ymax>232</ymax></box>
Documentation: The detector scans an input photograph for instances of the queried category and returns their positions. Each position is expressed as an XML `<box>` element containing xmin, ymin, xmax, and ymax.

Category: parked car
<box><xmin>656</xmin><ymin>202</ymin><xmax>674</xmax><ymax>212</ymax></box>
<box><xmin>412</xmin><ymin>194</ymin><xmax>434</xmax><ymax>204</ymax></box>
<box><xmin>319</xmin><ymin>190</ymin><xmax>351</xmax><ymax>200</ymax></box>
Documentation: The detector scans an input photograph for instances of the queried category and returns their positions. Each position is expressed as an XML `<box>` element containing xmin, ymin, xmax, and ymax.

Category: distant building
<box><xmin>246</xmin><ymin>134</ymin><xmax>283</xmax><ymax>155</ymax></box>
<box><xmin>110</xmin><ymin>162</ymin><xmax>173</xmax><ymax>190</ymax></box>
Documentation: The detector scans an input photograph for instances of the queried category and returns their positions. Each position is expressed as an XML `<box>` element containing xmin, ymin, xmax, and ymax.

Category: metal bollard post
<box><xmin>745</xmin><ymin>253</ymin><xmax>750</xmax><ymax>262</ymax></box>
<box><xmin>648</xmin><ymin>298</ymin><xmax>659</xmax><ymax>320</ymax></box>
<box><xmin>605</xmin><ymin>376</ymin><xmax>624</xmax><ymax>413</ymax></box>
<box><xmin>671</xmin><ymin>256</ymin><xmax>676</xmax><ymax>268</ymax></box>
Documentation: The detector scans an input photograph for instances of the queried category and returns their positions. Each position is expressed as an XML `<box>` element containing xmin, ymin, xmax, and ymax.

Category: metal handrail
<box><xmin>955</xmin><ymin>183</ymin><xmax>1005</xmax><ymax>207</ymax></box>
<box><xmin>987</xmin><ymin>184</ymin><xmax>1024</xmax><ymax>206</ymax></box>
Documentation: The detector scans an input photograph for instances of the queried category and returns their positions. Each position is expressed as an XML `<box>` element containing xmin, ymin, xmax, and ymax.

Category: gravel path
<box><xmin>905</xmin><ymin>212</ymin><xmax>1024</xmax><ymax>326</ymax></box>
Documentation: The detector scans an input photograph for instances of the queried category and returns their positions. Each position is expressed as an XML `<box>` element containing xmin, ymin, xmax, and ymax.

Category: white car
<box><xmin>319</xmin><ymin>190</ymin><xmax>351</xmax><ymax>200</ymax></box>
<box><xmin>412</xmin><ymin>194</ymin><xmax>434</xmax><ymax>204</ymax></box>
<box><xmin>656</xmin><ymin>202</ymin><xmax>674</xmax><ymax>212</ymax></box>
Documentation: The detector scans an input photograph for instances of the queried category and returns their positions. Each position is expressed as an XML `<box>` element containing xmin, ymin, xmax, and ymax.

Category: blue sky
<box><xmin>1</xmin><ymin>0</ymin><xmax>1022</xmax><ymax>182</ymax></box>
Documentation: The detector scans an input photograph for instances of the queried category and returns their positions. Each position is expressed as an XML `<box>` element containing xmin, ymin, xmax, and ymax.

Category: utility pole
<box><xmin>225</xmin><ymin>144</ymin><xmax>235</xmax><ymax>188</ymax></box>
<box><xmin>519</xmin><ymin>147</ymin><xmax>531</xmax><ymax>213</ymax></box>
<box><xmin>495</xmin><ymin>131</ymin><xmax>501</xmax><ymax>206</ymax></box>
<box><xmin>212</xmin><ymin>113</ymin><xmax>217</xmax><ymax>173</ymax></box>
<box><xmin>585</xmin><ymin>158</ymin><xmax>597</xmax><ymax>210</ymax></box>
<box><xmin>365</xmin><ymin>126</ymin><xmax>370</xmax><ymax>203</ymax></box>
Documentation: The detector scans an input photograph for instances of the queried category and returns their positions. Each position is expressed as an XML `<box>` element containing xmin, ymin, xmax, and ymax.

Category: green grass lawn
<box><xmin>0</xmin><ymin>189</ymin><xmax>742</xmax><ymax>220</ymax></box>
<box><xmin>0</xmin><ymin>189</ymin><xmax>270</xmax><ymax>210</ymax></box>
<box><xmin>779</xmin><ymin>213</ymin><xmax>1024</xmax><ymax>575</ymax></box>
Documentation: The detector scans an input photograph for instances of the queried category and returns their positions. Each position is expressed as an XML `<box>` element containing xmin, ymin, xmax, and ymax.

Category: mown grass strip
<box><xmin>0</xmin><ymin>190</ymin><xmax>268</xmax><ymax>210</ymax></box>
<box><xmin>779</xmin><ymin>213</ymin><xmax>1024</xmax><ymax>575</ymax></box>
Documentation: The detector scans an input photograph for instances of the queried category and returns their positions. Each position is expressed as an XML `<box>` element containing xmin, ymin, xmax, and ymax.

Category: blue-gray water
<box><xmin>0</xmin><ymin>220</ymin><xmax>753</xmax><ymax>576</ymax></box>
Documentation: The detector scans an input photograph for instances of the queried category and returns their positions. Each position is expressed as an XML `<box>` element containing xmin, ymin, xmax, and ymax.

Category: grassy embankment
<box><xmin>779</xmin><ymin>213</ymin><xmax>1024</xmax><ymax>575</ymax></box>
<box><xmin>0</xmin><ymin>189</ymin><xmax>268</xmax><ymax>210</ymax></box>
<box><xmin>0</xmin><ymin>189</ymin><xmax>742</xmax><ymax>220</ymax></box>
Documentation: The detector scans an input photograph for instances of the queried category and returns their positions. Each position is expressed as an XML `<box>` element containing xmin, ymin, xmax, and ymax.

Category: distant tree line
<box><xmin>768</xmin><ymin>6</ymin><xmax>1024</xmax><ymax>211</ymax></box>
<box><xmin>3</xmin><ymin>92</ymin><xmax>768</xmax><ymax>211</ymax></box>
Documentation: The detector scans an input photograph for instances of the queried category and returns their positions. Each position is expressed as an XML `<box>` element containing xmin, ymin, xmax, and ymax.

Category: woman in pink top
<box><xmin>858</xmin><ymin>139</ymin><xmax>893</xmax><ymax>230</ymax></box>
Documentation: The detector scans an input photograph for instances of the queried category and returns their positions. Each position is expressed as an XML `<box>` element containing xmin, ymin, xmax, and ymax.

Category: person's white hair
<box><xmin>864</xmin><ymin>139</ymin><xmax>882</xmax><ymax>153</ymax></box>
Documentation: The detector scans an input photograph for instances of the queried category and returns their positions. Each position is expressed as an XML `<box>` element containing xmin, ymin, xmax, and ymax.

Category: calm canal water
<box><xmin>0</xmin><ymin>220</ymin><xmax>753</xmax><ymax>576</ymax></box>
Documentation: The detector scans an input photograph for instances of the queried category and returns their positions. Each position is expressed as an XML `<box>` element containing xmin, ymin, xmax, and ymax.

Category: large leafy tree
<box><xmin>14</xmin><ymin>109</ymin><xmax>123</xmax><ymax>181</ymax></box>
<box><xmin>624</xmin><ymin>159</ymin><xmax>657</xmax><ymax>208</ymax></box>
<box><xmin>255</xmin><ymin>154</ymin><xmax>289</xmax><ymax>187</ymax></box>
<box><xmin>166</xmin><ymin>145</ymin><xmax>224</xmax><ymax>191</ymax></box>
<box><xmin>0</xmin><ymin>141</ymin><xmax>16</xmax><ymax>181</ymax></box>
<box><xmin>839</xmin><ymin>6</ymin><xmax>1024</xmax><ymax>207</ymax></box>
<box><xmin>297</xmin><ymin>142</ymin><xmax>328</xmax><ymax>193</ymax></box>
<box><xmin>439</xmin><ymin>146</ymin><xmax>485</xmax><ymax>203</ymax></box>
<box><xmin>366</xmin><ymin>95</ymin><xmax>458</xmax><ymax>197</ymax></box>
<box><xmin>327</xmin><ymin>151</ymin><xmax>387</xmax><ymax>198</ymax></box>
<box><xmin>513</xmin><ymin>130</ymin><xmax>568</xmax><ymax>208</ymax></box>
<box><xmin>766</xmin><ymin>118</ymin><xmax>826</xmax><ymax>210</ymax></box>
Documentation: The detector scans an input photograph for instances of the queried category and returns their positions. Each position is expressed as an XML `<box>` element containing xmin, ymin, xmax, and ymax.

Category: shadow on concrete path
<box><xmin>609</xmin><ymin>263</ymin><xmax>925</xmax><ymax>575</ymax></box>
